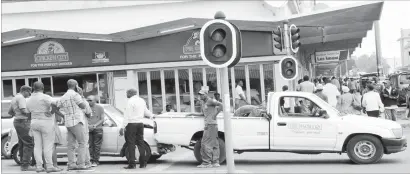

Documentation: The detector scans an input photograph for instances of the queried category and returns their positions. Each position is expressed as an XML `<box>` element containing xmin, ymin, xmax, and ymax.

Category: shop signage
<box><xmin>32</xmin><ymin>41</ymin><xmax>72</xmax><ymax>68</ymax></box>
<box><xmin>92</xmin><ymin>52</ymin><xmax>110</xmax><ymax>63</ymax></box>
<box><xmin>179</xmin><ymin>31</ymin><xmax>202</xmax><ymax>60</ymax></box>
<box><xmin>315</xmin><ymin>50</ymin><xmax>343</xmax><ymax>63</ymax></box>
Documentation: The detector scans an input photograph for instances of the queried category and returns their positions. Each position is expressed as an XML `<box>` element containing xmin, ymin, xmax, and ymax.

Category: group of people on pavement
<box><xmin>293</xmin><ymin>75</ymin><xmax>405</xmax><ymax>120</ymax></box>
<box><xmin>8</xmin><ymin>79</ymin><xmax>105</xmax><ymax>172</ymax></box>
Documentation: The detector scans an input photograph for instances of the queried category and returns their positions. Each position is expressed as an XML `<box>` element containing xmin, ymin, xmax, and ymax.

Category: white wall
<box><xmin>400</xmin><ymin>29</ymin><xmax>410</xmax><ymax>66</ymax></box>
<box><xmin>2</xmin><ymin>1</ymin><xmax>278</xmax><ymax>34</ymax></box>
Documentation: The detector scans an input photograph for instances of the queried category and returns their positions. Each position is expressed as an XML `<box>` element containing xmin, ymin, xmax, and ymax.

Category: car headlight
<box><xmin>391</xmin><ymin>128</ymin><xmax>403</xmax><ymax>138</ymax></box>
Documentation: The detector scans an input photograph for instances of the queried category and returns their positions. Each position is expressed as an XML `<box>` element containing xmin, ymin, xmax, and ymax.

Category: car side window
<box><xmin>279</xmin><ymin>96</ymin><xmax>322</xmax><ymax>118</ymax></box>
<box><xmin>103</xmin><ymin>114</ymin><xmax>116</xmax><ymax>127</ymax></box>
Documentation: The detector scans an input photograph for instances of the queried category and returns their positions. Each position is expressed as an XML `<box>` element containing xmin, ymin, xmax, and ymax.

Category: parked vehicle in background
<box><xmin>1</xmin><ymin>100</ymin><xmax>13</xmax><ymax>158</ymax></box>
<box><xmin>389</xmin><ymin>72</ymin><xmax>410</xmax><ymax>106</ymax></box>
<box><xmin>154</xmin><ymin>92</ymin><xmax>407</xmax><ymax>165</ymax></box>
<box><xmin>6</xmin><ymin>104</ymin><xmax>175</xmax><ymax>165</ymax></box>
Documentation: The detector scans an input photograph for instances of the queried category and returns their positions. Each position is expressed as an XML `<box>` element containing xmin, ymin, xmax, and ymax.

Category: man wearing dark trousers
<box><xmin>119</xmin><ymin>89</ymin><xmax>155</xmax><ymax>169</ymax></box>
<box><xmin>9</xmin><ymin>85</ymin><xmax>36</xmax><ymax>171</ymax></box>
<box><xmin>86</xmin><ymin>95</ymin><xmax>105</xmax><ymax>167</ymax></box>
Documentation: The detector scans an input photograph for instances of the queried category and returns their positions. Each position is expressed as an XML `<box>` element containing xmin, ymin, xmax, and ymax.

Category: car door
<box><xmin>272</xmin><ymin>96</ymin><xmax>338</xmax><ymax>151</ymax></box>
<box><xmin>99</xmin><ymin>113</ymin><xmax>119</xmax><ymax>154</ymax></box>
<box><xmin>231</xmin><ymin>116</ymin><xmax>270</xmax><ymax>150</ymax></box>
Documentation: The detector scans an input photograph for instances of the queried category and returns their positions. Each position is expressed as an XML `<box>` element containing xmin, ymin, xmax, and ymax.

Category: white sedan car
<box><xmin>6</xmin><ymin>104</ymin><xmax>175</xmax><ymax>165</ymax></box>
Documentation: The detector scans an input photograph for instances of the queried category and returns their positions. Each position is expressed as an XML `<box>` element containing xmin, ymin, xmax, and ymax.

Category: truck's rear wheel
<box><xmin>194</xmin><ymin>138</ymin><xmax>226</xmax><ymax>164</ymax></box>
<box><xmin>346</xmin><ymin>135</ymin><xmax>384</xmax><ymax>164</ymax></box>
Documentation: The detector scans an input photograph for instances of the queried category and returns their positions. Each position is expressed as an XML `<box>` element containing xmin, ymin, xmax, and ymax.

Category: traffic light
<box><xmin>279</xmin><ymin>56</ymin><xmax>298</xmax><ymax>80</ymax></box>
<box><xmin>272</xmin><ymin>26</ymin><xmax>285</xmax><ymax>55</ymax></box>
<box><xmin>200</xmin><ymin>19</ymin><xmax>242</xmax><ymax>68</ymax></box>
<box><xmin>289</xmin><ymin>24</ymin><xmax>301</xmax><ymax>53</ymax></box>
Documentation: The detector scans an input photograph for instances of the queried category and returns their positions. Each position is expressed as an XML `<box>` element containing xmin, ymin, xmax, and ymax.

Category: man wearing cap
<box><xmin>9</xmin><ymin>85</ymin><xmax>36</xmax><ymax>171</ymax></box>
<box><xmin>315</xmin><ymin>84</ymin><xmax>328</xmax><ymax>102</ymax></box>
<box><xmin>187</xmin><ymin>89</ymin><xmax>223</xmax><ymax>168</ymax></box>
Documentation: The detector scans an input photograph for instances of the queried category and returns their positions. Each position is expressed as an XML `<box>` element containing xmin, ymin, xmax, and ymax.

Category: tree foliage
<box><xmin>354</xmin><ymin>52</ymin><xmax>390</xmax><ymax>73</ymax></box>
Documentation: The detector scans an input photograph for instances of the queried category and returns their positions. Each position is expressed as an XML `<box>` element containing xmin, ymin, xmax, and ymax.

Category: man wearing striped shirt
<box><xmin>56</xmin><ymin>79</ymin><xmax>91</xmax><ymax>170</ymax></box>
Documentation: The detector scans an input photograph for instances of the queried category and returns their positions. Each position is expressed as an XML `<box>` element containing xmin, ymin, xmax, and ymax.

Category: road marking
<box><xmin>146</xmin><ymin>151</ymin><xmax>193</xmax><ymax>173</ymax></box>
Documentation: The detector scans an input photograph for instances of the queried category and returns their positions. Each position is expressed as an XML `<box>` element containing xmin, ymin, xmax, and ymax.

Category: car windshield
<box><xmin>399</xmin><ymin>74</ymin><xmax>410</xmax><ymax>84</ymax></box>
<box><xmin>102</xmin><ymin>105</ymin><xmax>123</xmax><ymax>118</ymax></box>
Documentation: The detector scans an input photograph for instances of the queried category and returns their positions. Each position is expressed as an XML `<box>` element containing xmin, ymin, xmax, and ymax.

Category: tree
<box><xmin>354</xmin><ymin>52</ymin><xmax>390</xmax><ymax>74</ymax></box>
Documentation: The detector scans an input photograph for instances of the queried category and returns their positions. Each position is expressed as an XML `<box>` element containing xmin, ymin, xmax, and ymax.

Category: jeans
<box><xmin>13</xmin><ymin>119</ymin><xmax>34</xmax><ymax>168</ymax></box>
<box><xmin>67</xmin><ymin>123</ymin><xmax>86</xmax><ymax>168</ymax></box>
<box><xmin>31</xmin><ymin>119</ymin><xmax>54</xmax><ymax>169</ymax></box>
<box><xmin>125</xmin><ymin>123</ymin><xmax>150</xmax><ymax>167</ymax></box>
<box><xmin>201</xmin><ymin>124</ymin><xmax>220</xmax><ymax>165</ymax></box>
<box><xmin>89</xmin><ymin>128</ymin><xmax>103</xmax><ymax>163</ymax></box>
<box><xmin>385</xmin><ymin>109</ymin><xmax>397</xmax><ymax>121</ymax></box>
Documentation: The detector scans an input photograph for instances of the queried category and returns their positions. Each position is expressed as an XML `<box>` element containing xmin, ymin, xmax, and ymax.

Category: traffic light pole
<box><xmin>283</xmin><ymin>22</ymin><xmax>291</xmax><ymax>56</ymax></box>
<box><xmin>220</xmin><ymin>67</ymin><xmax>235</xmax><ymax>173</ymax></box>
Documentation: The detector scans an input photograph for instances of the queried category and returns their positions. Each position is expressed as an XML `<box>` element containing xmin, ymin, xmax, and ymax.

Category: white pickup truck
<box><xmin>154</xmin><ymin>92</ymin><xmax>407</xmax><ymax>164</ymax></box>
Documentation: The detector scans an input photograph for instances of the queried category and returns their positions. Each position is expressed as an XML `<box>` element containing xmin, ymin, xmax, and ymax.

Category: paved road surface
<box><xmin>1</xmin><ymin>130</ymin><xmax>409</xmax><ymax>173</ymax></box>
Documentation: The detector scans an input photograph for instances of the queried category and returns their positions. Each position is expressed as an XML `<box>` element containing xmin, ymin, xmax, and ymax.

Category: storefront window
<box><xmin>192</xmin><ymin>68</ymin><xmax>203</xmax><ymax>112</ymax></box>
<box><xmin>98</xmin><ymin>74</ymin><xmax>109</xmax><ymax>104</ymax></box>
<box><xmin>41</xmin><ymin>77</ymin><xmax>52</xmax><ymax>96</ymax></box>
<box><xmin>206</xmin><ymin>68</ymin><xmax>218</xmax><ymax>94</ymax></box>
<box><xmin>2</xmin><ymin>80</ymin><xmax>13</xmax><ymax>99</ymax></box>
<box><xmin>234</xmin><ymin>66</ymin><xmax>247</xmax><ymax>101</ymax></box>
<box><xmin>178</xmin><ymin>69</ymin><xmax>190</xmax><ymax>112</ymax></box>
<box><xmin>53</xmin><ymin>74</ymin><xmax>96</xmax><ymax>97</ymax></box>
<box><xmin>138</xmin><ymin>72</ymin><xmax>148</xmax><ymax>96</ymax></box>
<box><xmin>248</xmin><ymin>64</ymin><xmax>262</xmax><ymax>106</ymax></box>
<box><xmin>164</xmin><ymin>70</ymin><xmax>176</xmax><ymax>113</ymax></box>
<box><xmin>15</xmin><ymin>79</ymin><xmax>25</xmax><ymax>94</ymax></box>
<box><xmin>150</xmin><ymin>71</ymin><xmax>162</xmax><ymax>114</ymax></box>
<box><xmin>263</xmin><ymin>64</ymin><xmax>274</xmax><ymax>101</ymax></box>
<box><xmin>28</xmin><ymin>78</ymin><xmax>39</xmax><ymax>89</ymax></box>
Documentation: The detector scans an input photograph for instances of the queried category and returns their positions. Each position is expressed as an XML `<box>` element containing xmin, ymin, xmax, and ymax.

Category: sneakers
<box><xmin>212</xmin><ymin>163</ymin><xmax>221</xmax><ymax>167</ymax></box>
<box><xmin>197</xmin><ymin>164</ymin><xmax>213</xmax><ymax>168</ymax></box>
<box><xmin>67</xmin><ymin>165</ymin><xmax>78</xmax><ymax>171</ymax></box>
<box><xmin>21</xmin><ymin>166</ymin><xmax>36</xmax><ymax>171</ymax></box>
<box><xmin>46</xmin><ymin>167</ymin><xmax>63</xmax><ymax>173</ymax></box>
<box><xmin>91</xmin><ymin>162</ymin><xmax>98</xmax><ymax>167</ymax></box>
<box><xmin>35</xmin><ymin>168</ymin><xmax>45</xmax><ymax>173</ymax></box>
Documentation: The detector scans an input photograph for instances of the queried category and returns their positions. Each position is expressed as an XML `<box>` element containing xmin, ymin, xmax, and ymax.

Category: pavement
<box><xmin>1</xmin><ymin>130</ymin><xmax>409</xmax><ymax>173</ymax></box>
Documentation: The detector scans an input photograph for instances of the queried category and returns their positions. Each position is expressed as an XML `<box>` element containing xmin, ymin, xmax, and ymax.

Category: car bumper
<box><xmin>382</xmin><ymin>136</ymin><xmax>407</xmax><ymax>154</ymax></box>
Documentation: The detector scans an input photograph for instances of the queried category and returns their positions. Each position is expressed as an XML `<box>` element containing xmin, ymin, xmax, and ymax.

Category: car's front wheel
<box><xmin>194</xmin><ymin>138</ymin><xmax>226</xmax><ymax>164</ymax></box>
<box><xmin>1</xmin><ymin>136</ymin><xmax>10</xmax><ymax>157</ymax></box>
<box><xmin>346</xmin><ymin>135</ymin><xmax>384</xmax><ymax>164</ymax></box>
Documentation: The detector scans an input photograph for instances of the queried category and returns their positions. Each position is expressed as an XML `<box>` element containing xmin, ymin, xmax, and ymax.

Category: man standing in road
<box><xmin>362</xmin><ymin>84</ymin><xmax>385</xmax><ymax>117</ymax></box>
<box><xmin>300</xmin><ymin>75</ymin><xmax>315</xmax><ymax>93</ymax></box>
<box><xmin>9</xmin><ymin>85</ymin><xmax>35</xmax><ymax>171</ymax></box>
<box><xmin>56</xmin><ymin>79</ymin><xmax>91</xmax><ymax>170</ymax></box>
<box><xmin>187</xmin><ymin>89</ymin><xmax>223</xmax><ymax>168</ymax></box>
<box><xmin>120</xmin><ymin>89</ymin><xmax>155</xmax><ymax>169</ymax></box>
<box><xmin>27</xmin><ymin>82</ymin><xmax>61</xmax><ymax>173</ymax></box>
<box><xmin>76</xmin><ymin>87</ymin><xmax>93</xmax><ymax>169</ymax></box>
<box><xmin>331</xmin><ymin>77</ymin><xmax>341</xmax><ymax>91</ymax></box>
<box><xmin>86</xmin><ymin>95</ymin><xmax>105</xmax><ymax>167</ymax></box>
<box><xmin>381</xmin><ymin>81</ymin><xmax>399</xmax><ymax>121</ymax></box>
<box><xmin>323</xmin><ymin>77</ymin><xmax>341</xmax><ymax>108</ymax></box>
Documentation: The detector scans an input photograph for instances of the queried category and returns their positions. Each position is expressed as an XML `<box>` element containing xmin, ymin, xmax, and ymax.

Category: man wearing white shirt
<box><xmin>235</xmin><ymin>80</ymin><xmax>249</xmax><ymax>109</ymax></box>
<box><xmin>300</xmin><ymin>75</ymin><xmax>316</xmax><ymax>93</ymax></box>
<box><xmin>322</xmin><ymin>78</ymin><xmax>341</xmax><ymax>108</ymax></box>
<box><xmin>362</xmin><ymin>84</ymin><xmax>385</xmax><ymax>117</ymax></box>
<box><xmin>119</xmin><ymin>89</ymin><xmax>155</xmax><ymax>169</ymax></box>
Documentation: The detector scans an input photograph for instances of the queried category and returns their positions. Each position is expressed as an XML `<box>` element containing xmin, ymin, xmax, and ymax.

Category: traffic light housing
<box><xmin>289</xmin><ymin>24</ymin><xmax>301</xmax><ymax>53</ymax></box>
<box><xmin>279</xmin><ymin>56</ymin><xmax>298</xmax><ymax>80</ymax></box>
<box><xmin>200</xmin><ymin>19</ymin><xmax>242</xmax><ymax>68</ymax></box>
<box><xmin>273</xmin><ymin>26</ymin><xmax>285</xmax><ymax>55</ymax></box>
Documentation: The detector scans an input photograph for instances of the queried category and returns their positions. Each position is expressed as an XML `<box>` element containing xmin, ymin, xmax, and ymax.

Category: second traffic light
<box><xmin>279</xmin><ymin>56</ymin><xmax>298</xmax><ymax>80</ymax></box>
<box><xmin>272</xmin><ymin>26</ymin><xmax>285</xmax><ymax>55</ymax></box>
<box><xmin>200</xmin><ymin>19</ymin><xmax>242</xmax><ymax>68</ymax></box>
<box><xmin>289</xmin><ymin>24</ymin><xmax>301</xmax><ymax>53</ymax></box>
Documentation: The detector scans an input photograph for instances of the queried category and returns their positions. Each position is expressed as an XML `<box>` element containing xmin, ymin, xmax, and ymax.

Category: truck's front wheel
<box><xmin>194</xmin><ymin>138</ymin><xmax>226</xmax><ymax>164</ymax></box>
<box><xmin>346</xmin><ymin>135</ymin><xmax>384</xmax><ymax>164</ymax></box>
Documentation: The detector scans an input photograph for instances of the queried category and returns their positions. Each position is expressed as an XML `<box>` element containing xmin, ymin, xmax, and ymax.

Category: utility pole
<box><xmin>374</xmin><ymin>20</ymin><xmax>382</xmax><ymax>77</ymax></box>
